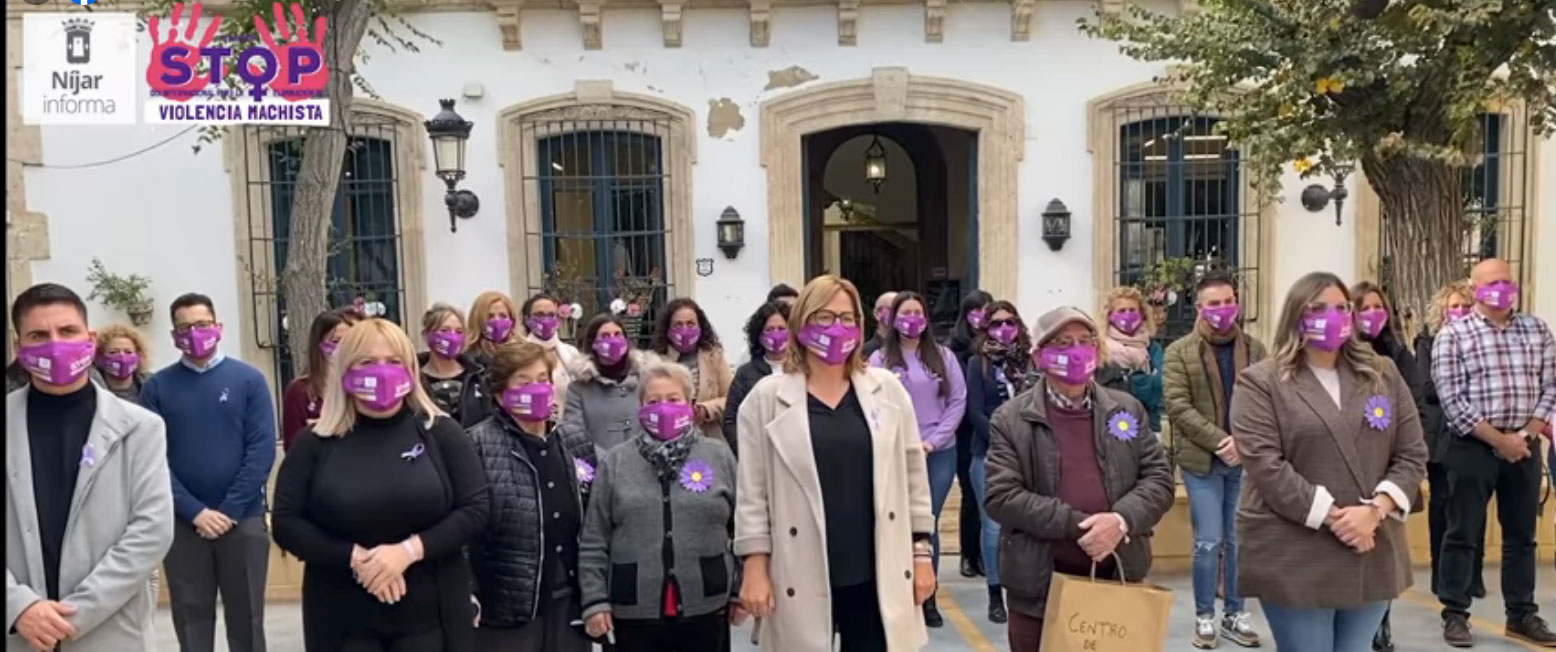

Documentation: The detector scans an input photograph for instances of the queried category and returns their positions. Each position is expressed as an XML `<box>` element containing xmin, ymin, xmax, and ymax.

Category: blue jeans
<box><xmin>1182</xmin><ymin>459</ymin><xmax>1243</xmax><ymax>616</ymax></box>
<box><xmin>926</xmin><ymin>448</ymin><xmax>957</xmax><ymax>571</ymax></box>
<box><xmin>1262</xmin><ymin>601</ymin><xmax>1389</xmax><ymax>652</ymax></box>
<box><xmin>969</xmin><ymin>455</ymin><xmax>1000</xmax><ymax>586</ymax></box>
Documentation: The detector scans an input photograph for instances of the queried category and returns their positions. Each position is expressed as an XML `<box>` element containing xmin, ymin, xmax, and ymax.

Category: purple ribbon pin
<box><xmin>401</xmin><ymin>443</ymin><xmax>426</xmax><ymax>462</ymax></box>
<box><xmin>80</xmin><ymin>443</ymin><xmax>98</xmax><ymax>468</ymax></box>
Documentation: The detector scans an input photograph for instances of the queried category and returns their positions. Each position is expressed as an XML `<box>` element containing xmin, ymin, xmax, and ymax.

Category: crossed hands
<box><xmin>1078</xmin><ymin>513</ymin><xmax>1127</xmax><ymax>562</ymax></box>
<box><xmin>193</xmin><ymin>509</ymin><xmax>235</xmax><ymax>540</ymax></box>
<box><xmin>14</xmin><ymin>600</ymin><xmax>75</xmax><ymax>652</ymax></box>
<box><xmin>352</xmin><ymin>539</ymin><xmax>420</xmax><ymax>604</ymax></box>
<box><xmin>1326</xmin><ymin>505</ymin><xmax>1382</xmax><ymax>554</ymax></box>
<box><xmin>1490</xmin><ymin>430</ymin><xmax>1533</xmax><ymax>464</ymax></box>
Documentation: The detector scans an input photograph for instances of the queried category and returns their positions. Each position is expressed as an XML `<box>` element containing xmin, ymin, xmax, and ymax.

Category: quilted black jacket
<box><xmin>465</xmin><ymin>413</ymin><xmax>598</xmax><ymax>627</ymax></box>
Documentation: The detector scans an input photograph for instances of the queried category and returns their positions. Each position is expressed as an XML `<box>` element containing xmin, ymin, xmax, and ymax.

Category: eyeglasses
<box><xmin>988</xmin><ymin>319</ymin><xmax>1018</xmax><ymax>329</ymax></box>
<box><xmin>809</xmin><ymin>310</ymin><xmax>860</xmax><ymax>327</ymax></box>
<box><xmin>1046</xmin><ymin>337</ymin><xmax>1098</xmax><ymax>348</ymax></box>
<box><xmin>173</xmin><ymin>320</ymin><xmax>216</xmax><ymax>334</ymax></box>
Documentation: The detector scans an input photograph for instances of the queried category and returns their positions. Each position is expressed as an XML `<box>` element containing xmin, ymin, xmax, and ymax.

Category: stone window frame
<box><xmin>759</xmin><ymin>67</ymin><xmax>1025</xmax><ymax>301</ymax></box>
<box><xmin>223</xmin><ymin>98</ymin><xmax>430</xmax><ymax>395</ymax></box>
<box><xmin>496</xmin><ymin>81</ymin><xmax>698</xmax><ymax>305</ymax></box>
<box><xmin>1086</xmin><ymin>80</ymin><xmax>1278</xmax><ymax>343</ymax></box>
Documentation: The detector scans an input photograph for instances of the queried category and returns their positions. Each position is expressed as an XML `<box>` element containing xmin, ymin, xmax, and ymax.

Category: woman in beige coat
<box><xmin>1230</xmin><ymin>271</ymin><xmax>1427</xmax><ymax>652</ymax></box>
<box><xmin>735</xmin><ymin>275</ymin><xmax>935</xmax><ymax>652</ymax></box>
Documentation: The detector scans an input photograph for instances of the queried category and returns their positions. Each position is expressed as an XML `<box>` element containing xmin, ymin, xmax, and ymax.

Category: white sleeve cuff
<box><xmin>1113</xmin><ymin>512</ymin><xmax>1130</xmax><ymax>542</ymax></box>
<box><xmin>1304</xmin><ymin>485</ymin><xmax>1334</xmax><ymax>530</ymax></box>
<box><xmin>1373</xmin><ymin>481</ymin><xmax>1410</xmax><ymax>522</ymax></box>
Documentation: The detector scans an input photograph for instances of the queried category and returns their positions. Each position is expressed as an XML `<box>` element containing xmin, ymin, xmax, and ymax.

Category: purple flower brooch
<box><xmin>680</xmin><ymin>460</ymin><xmax>715</xmax><ymax>493</ymax></box>
<box><xmin>574</xmin><ymin>458</ymin><xmax>596</xmax><ymax>485</ymax></box>
<box><xmin>1107</xmin><ymin>410</ymin><xmax>1140</xmax><ymax>441</ymax></box>
<box><xmin>1364</xmin><ymin>395</ymin><xmax>1392</xmax><ymax>431</ymax></box>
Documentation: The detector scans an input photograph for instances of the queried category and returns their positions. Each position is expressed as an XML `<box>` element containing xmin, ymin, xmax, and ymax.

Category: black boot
<box><xmin>960</xmin><ymin>556</ymin><xmax>979</xmax><ymax>578</ymax></box>
<box><xmin>1373</xmin><ymin>609</ymin><xmax>1394</xmax><ymax>652</ymax></box>
<box><xmin>988</xmin><ymin>585</ymin><xmax>1008</xmax><ymax>624</ymax></box>
<box><xmin>923</xmin><ymin>595</ymin><xmax>944</xmax><ymax>628</ymax></box>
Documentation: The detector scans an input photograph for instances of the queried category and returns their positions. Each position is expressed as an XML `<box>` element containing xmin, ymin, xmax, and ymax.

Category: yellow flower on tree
<box><xmin>1293</xmin><ymin>157</ymin><xmax>1313</xmax><ymax>174</ymax></box>
<box><xmin>1315</xmin><ymin>77</ymin><xmax>1345</xmax><ymax>95</ymax></box>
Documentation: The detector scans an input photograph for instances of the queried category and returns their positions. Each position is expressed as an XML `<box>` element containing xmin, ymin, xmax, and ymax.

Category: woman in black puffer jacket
<box><xmin>722</xmin><ymin>301</ymin><xmax>791</xmax><ymax>456</ymax></box>
<box><xmin>949</xmin><ymin>289</ymin><xmax>992</xmax><ymax>579</ymax></box>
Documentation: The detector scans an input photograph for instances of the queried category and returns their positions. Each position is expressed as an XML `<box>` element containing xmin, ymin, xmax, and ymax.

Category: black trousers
<box><xmin>1437</xmin><ymin>435</ymin><xmax>1542</xmax><ymax>619</ymax></box>
<box><xmin>476</xmin><ymin>594</ymin><xmax>591</xmax><ymax>652</ymax></box>
<box><xmin>955</xmin><ymin>419</ymin><xmax>981</xmax><ymax>565</ymax></box>
<box><xmin>1427</xmin><ymin>461</ymin><xmax>1485</xmax><ymax>595</ymax></box>
<box><xmin>832</xmin><ymin>583</ymin><xmax>887</xmax><ymax>652</ymax></box>
<box><xmin>165</xmin><ymin>516</ymin><xmax>270</xmax><ymax>652</ymax></box>
<box><xmin>613</xmin><ymin>610</ymin><xmax>727</xmax><ymax>652</ymax></box>
<box><xmin>342</xmin><ymin>628</ymin><xmax>442</xmax><ymax>652</ymax></box>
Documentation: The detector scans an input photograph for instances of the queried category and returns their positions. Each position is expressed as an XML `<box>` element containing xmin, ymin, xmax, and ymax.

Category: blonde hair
<box><xmin>467</xmin><ymin>291</ymin><xmax>519</xmax><ymax>349</ymax></box>
<box><xmin>96</xmin><ymin>324</ymin><xmax>152</xmax><ymax>375</ymax></box>
<box><xmin>1426</xmin><ymin>280</ymin><xmax>1474</xmax><ymax>335</ymax></box>
<box><xmin>314</xmin><ymin>319</ymin><xmax>444</xmax><ymax>437</ymax></box>
<box><xmin>1103</xmin><ymin>286</ymin><xmax>1156</xmax><ymax>335</ymax></box>
<box><xmin>421</xmin><ymin>303</ymin><xmax>467</xmax><ymax>354</ymax></box>
<box><xmin>783</xmin><ymin>275</ymin><xmax>868</xmax><ymax>376</ymax></box>
<box><xmin>1270</xmin><ymin>272</ymin><xmax>1387</xmax><ymax>389</ymax></box>
<box><xmin>639</xmin><ymin>360</ymin><xmax>696</xmax><ymax>401</ymax></box>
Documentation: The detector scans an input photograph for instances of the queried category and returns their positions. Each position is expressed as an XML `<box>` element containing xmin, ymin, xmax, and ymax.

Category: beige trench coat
<box><xmin>734</xmin><ymin>368</ymin><xmax>932</xmax><ymax>652</ymax></box>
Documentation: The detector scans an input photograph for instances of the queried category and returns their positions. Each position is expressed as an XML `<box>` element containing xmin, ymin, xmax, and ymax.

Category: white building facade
<box><xmin>6</xmin><ymin>0</ymin><xmax>1552</xmax><ymax>394</ymax></box>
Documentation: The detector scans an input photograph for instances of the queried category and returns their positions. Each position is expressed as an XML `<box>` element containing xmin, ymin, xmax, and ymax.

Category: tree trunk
<box><xmin>1362</xmin><ymin>153</ymin><xmax>1465</xmax><ymax>328</ymax></box>
<box><xmin>278</xmin><ymin>0</ymin><xmax>375</xmax><ymax>374</ymax></box>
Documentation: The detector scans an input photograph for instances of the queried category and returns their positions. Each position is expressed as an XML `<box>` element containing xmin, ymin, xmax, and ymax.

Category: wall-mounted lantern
<box><xmin>425</xmin><ymin>98</ymin><xmax>480</xmax><ymax>232</ymax></box>
<box><xmin>1041</xmin><ymin>198</ymin><xmax>1072</xmax><ymax>251</ymax></box>
<box><xmin>1300</xmin><ymin>167</ymin><xmax>1351</xmax><ymax>226</ymax></box>
<box><xmin>716</xmin><ymin>206</ymin><xmax>746</xmax><ymax>259</ymax></box>
<box><xmin>863</xmin><ymin>135</ymin><xmax>887</xmax><ymax>193</ymax></box>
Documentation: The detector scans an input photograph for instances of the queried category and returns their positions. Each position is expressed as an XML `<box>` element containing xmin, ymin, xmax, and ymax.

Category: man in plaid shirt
<box><xmin>1431</xmin><ymin>258</ymin><xmax>1556</xmax><ymax>648</ymax></box>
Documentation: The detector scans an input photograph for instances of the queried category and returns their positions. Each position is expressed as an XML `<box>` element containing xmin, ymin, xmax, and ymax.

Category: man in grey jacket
<box><xmin>5</xmin><ymin>283</ymin><xmax>174</xmax><ymax>652</ymax></box>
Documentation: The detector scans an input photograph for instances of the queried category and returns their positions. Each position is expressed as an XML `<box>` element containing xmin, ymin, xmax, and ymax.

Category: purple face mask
<box><xmin>485</xmin><ymin>317</ymin><xmax>516</xmax><ymax>343</ymax></box>
<box><xmin>1038</xmin><ymin>345</ymin><xmax>1098</xmax><ymax>386</ymax></box>
<box><xmin>593</xmin><ymin>335</ymin><xmax>629</xmax><ymax>365</ymax></box>
<box><xmin>319</xmin><ymin>339</ymin><xmax>340</xmax><ymax>359</ymax></box>
<box><xmin>760</xmin><ymin>328</ymin><xmax>790</xmax><ymax>355</ymax></box>
<box><xmin>1356</xmin><ymin>309</ymin><xmax>1389</xmax><ymax>340</ymax></box>
<box><xmin>426</xmin><ymin>330</ymin><xmax>465</xmax><ymax>358</ymax></box>
<box><xmin>501</xmin><ymin>382</ymin><xmax>554</xmax><ymax>422</ymax></box>
<box><xmin>1109</xmin><ymin>310</ymin><xmax>1144</xmax><ymax>335</ymax></box>
<box><xmin>525</xmin><ymin>316</ymin><xmax>558</xmax><ymax>341</ymax></box>
<box><xmin>967</xmin><ymin>309</ymin><xmax>987</xmax><ymax>330</ymax></box>
<box><xmin>174</xmin><ymin>326</ymin><xmax>221</xmax><ymax>358</ymax></box>
<box><xmin>669</xmin><ymin>325</ymin><xmax>702</xmax><ymax>353</ymax></box>
<box><xmin>1301</xmin><ymin>307</ymin><xmax>1354</xmax><ymax>352</ymax></box>
<box><xmin>341</xmin><ymin>363</ymin><xmax>415</xmax><ymax>412</ymax></box>
<box><xmin>1446</xmin><ymin>307</ymin><xmax>1472</xmax><ymax>322</ymax></box>
<box><xmin>639</xmin><ymin>402</ymin><xmax>695</xmax><ymax>441</ymax></box>
<box><xmin>97</xmin><ymin>352</ymin><xmax>140</xmax><ymax>379</ymax></box>
<box><xmin>988</xmin><ymin>323</ymin><xmax>1020</xmax><ymax>346</ymax></box>
<box><xmin>894</xmin><ymin>314</ymin><xmax>927</xmax><ymax>339</ymax></box>
<box><xmin>1475</xmin><ymin>281</ymin><xmax>1519</xmax><ymax>311</ymax></box>
<box><xmin>800</xmin><ymin>323</ymin><xmax>861</xmax><ymax>366</ymax></box>
<box><xmin>19</xmin><ymin>340</ymin><xmax>97</xmax><ymax>386</ymax></box>
<box><xmin>1200</xmin><ymin>304</ymin><xmax>1241</xmax><ymax>332</ymax></box>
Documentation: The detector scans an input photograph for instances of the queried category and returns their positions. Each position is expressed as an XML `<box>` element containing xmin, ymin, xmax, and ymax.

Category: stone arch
<box><xmin>760</xmin><ymin>67</ymin><xmax>1025</xmax><ymax>301</ymax></box>
<box><xmin>496</xmin><ymin>81</ymin><xmax>698</xmax><ymax>303</ymax></box>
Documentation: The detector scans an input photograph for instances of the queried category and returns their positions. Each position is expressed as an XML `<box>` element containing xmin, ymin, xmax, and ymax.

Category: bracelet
<box><xmin>402</xmin><ymin>539</ymin><xmax>422</xmax><ymax>562</ymax></box>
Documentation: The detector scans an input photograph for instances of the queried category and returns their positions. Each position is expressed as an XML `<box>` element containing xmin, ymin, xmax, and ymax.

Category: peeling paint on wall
<box><xmin>706</xmin><ymin>98</ymin><xmax>745</xmax><ymax>139</ymax></box>
<box><xmin>764</xmin><ymin>66</ymin><xmax>819</xmax><ymax>91</ymax></box>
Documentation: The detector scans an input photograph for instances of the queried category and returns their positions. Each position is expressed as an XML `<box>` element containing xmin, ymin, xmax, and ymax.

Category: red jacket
<box><xmin>280</xmin><ymin>378</ymin><xmax>322</xmax><ymax>451</ymax></box>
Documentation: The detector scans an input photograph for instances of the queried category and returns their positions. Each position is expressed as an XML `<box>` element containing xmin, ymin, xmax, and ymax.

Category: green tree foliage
<box><xmin>1082</xmin><ymin>0</ymin><xmax>1555</xmax><ymax>316</ymax></box>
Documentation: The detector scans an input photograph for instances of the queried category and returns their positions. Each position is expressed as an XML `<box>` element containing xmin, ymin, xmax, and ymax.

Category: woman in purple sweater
<box><xmin>867</xmin><ymin>291</ymin><xmax>966</xmax><ymax>628</ymax></box>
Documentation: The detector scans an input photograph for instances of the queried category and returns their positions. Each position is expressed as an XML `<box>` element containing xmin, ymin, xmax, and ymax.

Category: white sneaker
<box><xmin>1193</xmin><ymin>615</ymin><xmax>1219</xmax><ymax>649</ymax></box>
<box><xmin>1220</xmin><ymin>611</ymin><xmax>1262</xmax><ymax>648</ymax></box>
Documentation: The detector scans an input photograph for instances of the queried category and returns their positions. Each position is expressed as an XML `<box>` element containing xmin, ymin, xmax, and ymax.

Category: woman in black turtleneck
<box><xmin>1350</xmin><ymin>281</ymin><xmax>1423</xmax><ymax>652</ymax></box>
<box><xmin>273</xmin><ymin>319</ymin><xmax>490</xmax><ymax>652</ymax></box>
<box><xmin>948</xmin><ymin>289</ymin><xmax>992</xmax><ymax>580</ymax></box>
<box><xmin>559</xmin><ymin>314</ymin><xmax>646</xmax><ymax>454</ymax></box>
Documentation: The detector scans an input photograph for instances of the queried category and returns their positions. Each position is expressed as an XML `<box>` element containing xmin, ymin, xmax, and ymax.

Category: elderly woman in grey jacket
<box><xmin>580</xmin><ymin>361</ymin><xmax>739</xmax><ymax>652</ymax></box>
<box><xmin>561</xmin><ymin>314</ymin><xmax>649</xmax><ymax>454</ymax></box>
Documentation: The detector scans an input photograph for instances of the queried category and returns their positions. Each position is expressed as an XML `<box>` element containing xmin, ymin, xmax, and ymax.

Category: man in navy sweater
<box><xmin>141</xmin><ymin>293</ymin><xmax>276</xmax><ymax>652</ymax></box>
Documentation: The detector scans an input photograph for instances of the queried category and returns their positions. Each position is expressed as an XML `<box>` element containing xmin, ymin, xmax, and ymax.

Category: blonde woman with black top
<box><xmin>466</xmin><ymin>291</ymin><xmax>520</xmax><ymax>368</ymax></box>
<box><xmin>273</xmin><ymin>319</ymin><xmax>491</xmax><ymax>652</ymax></box>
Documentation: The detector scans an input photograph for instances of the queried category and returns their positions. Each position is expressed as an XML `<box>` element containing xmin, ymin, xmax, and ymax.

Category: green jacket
<box><xmin>1162</xmin><ymin>329</ymin><xmax>1267</xmax><ymax>474</ymax></box>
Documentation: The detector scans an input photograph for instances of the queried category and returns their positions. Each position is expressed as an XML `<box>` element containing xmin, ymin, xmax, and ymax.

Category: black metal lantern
<box><xmin>1300</xmin><ymin>167</ymin><xmax>1351</xmax><ymax>227</ymax></box>
<box><xmin>863</xmin><ymin>135</ymin><xmax>887</xmax><ymax>193</ymax></box>
<box><xmin>716</xmin><ymin>206</ymin><xmax>745</xmax><ymax>259</ymax></box>
<box><xmin>425</xmin><ymin>98</ymin><xmax>480</xmax><ymax>232</ymax></box>
<box><xmin>1041</xmin><ymin>198</ymin><xmax>1071</xmax><ymax>251</ymax></box>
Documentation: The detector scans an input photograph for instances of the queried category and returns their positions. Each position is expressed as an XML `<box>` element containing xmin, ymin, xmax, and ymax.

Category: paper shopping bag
<box><xmin>1038</xmin><ymin>559</ymin><xmax>1174</xmax><ymax>652</ymax></box>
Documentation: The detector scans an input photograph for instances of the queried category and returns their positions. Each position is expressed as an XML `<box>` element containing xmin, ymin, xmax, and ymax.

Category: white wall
<box><xmin>1535</xmin><ymin>134</ymin><xmax>1555</xmax><ymax>324</ymax></box>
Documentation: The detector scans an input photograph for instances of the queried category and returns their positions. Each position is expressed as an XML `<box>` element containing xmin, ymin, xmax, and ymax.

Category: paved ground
<box><xmin>154</xmin><ymin>560</ymin><xmax>1553</xmax><ymax>651</ymax></box>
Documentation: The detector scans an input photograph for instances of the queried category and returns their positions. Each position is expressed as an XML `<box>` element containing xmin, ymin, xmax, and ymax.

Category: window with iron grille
<box><xmin>243</xmin><ymin>118</ymin><xmax>406</xmax><ymax>388</ymax></box>
<box><xmin>1111</xmin><ymin>108</ymin><xmax>1261</xmax><ymax>342</ymax></box>
<box><xmin>520</xmin><ymin>108</ymin><xmax>677</xmax><ymax>346</ymax></box>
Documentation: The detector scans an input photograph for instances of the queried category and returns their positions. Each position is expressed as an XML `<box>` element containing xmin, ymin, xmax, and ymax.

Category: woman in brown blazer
<box><xmin>734</xmin><ymin>275</ymin><xmax>935</xmax><ymax>652</ymax></box>
<box><xmin>1230</xmin><ymin>271</ymin><xmax>1427</xmax><ymax>652</ymax></box>
<box><xmin>647</xmin><ymin>297</ymin><xmax>734</xmax><ymax>440</ymax></box>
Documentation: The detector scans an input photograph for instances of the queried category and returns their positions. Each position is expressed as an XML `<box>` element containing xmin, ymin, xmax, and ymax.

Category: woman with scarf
<box><xmin>580</xmin><ymin>361</ymin><xmax>739</xmax><ymax>651</ymax></box>
<box><xmin>722</xmin><ymin>300</ymin><xmax>792</xmax><ymax>455</ymax></box>
<box><xmin>282</xmin><ymin>308</ymin><xmax>363</xmax><ymax>450</ymax></box>
<box><xmin>419</xmin><ymin>303</ymin><xmax>492</xmax><ymax>427</ymax></box>
<box><xmin>466</xmin><ymin>291</ymin><xmax>521</xmax><ymax>369</ymax></box>
<box><xmin>950</xmin><ymin>289</ymin><xmax>993</xmax><ymax>579</ymax></box>
<box><xmin>561</xmin><ymin>314</ymin><xmax>649</xmax><ymax>454</ymax></box>
<box><xmin>962</xmin><ymin>300</ymin><xmax>1033</xmax><ymax>624</ymax></box>
<box><xmin>645</xmin><ymin>298</ymin><xmax>733</xmax><ymax>440</ymax></box>
<box><xmin>520</xmin><ymin>293</ymin><xmax>586</xmax><ymax>415</ymax></box>
<box><xmin>94</xmin><ymin>323</ymin><xmax>153</xmax><ymax>403</ymax></box>
<box><xmin>1098</xmin><ymin>287</ymin><xmax>1164</xmax><ymax>434</ymax></box>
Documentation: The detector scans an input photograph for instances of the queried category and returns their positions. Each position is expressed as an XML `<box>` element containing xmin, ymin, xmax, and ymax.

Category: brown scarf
<box><xmin>1198</xmin><ymin>321</ymin><xmax>1249</xmax><ymax>432</ymax></box>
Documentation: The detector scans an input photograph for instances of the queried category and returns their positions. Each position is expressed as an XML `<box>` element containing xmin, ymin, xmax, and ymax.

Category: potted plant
<box><xmin>85</xmin><ymin>258</ymin><xmax>155</xmax><ymax>326</ymax></box>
